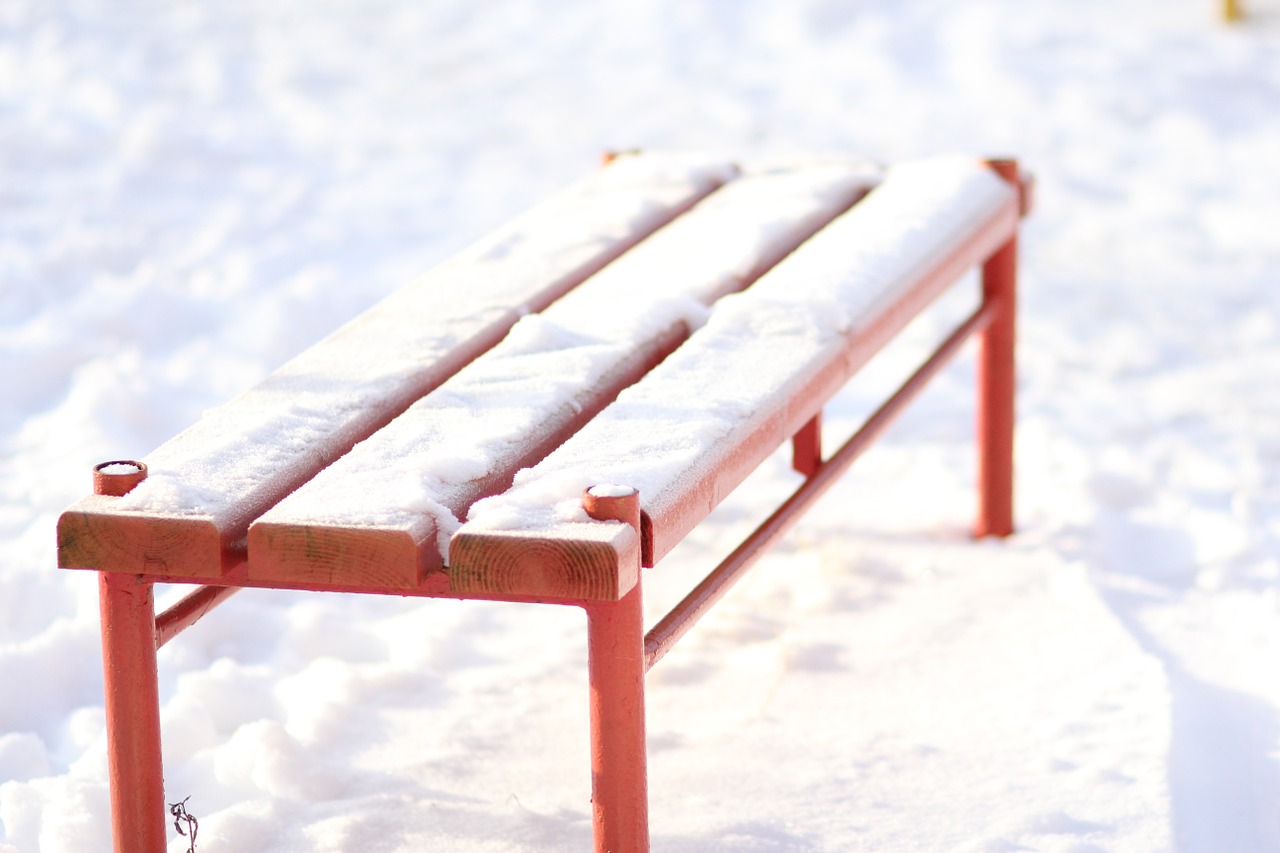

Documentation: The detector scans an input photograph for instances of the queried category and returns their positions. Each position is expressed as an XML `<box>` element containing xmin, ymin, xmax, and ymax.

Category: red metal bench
<box><xmin>57</xmin><ymin>151</ymin><xmax>1030</xmax><ymax>852</ymax></box>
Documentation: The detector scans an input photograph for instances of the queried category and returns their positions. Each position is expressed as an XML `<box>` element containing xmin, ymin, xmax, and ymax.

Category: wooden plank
<box><xmin>247</xmin><ymin>160</ymin><xmax>882</xmax><ymax>589</ymax></box>
<box><xmin>450</xmin><ymin>157</ymin><xmax>1021</xmax><ymax>590</ymax></box>
<box><xmin>245</xmin><ymin>325</ymin><xmax>686</xmax><ymax>590</ymax></box>
<box><xmin>57</xmin><ymin>499</ymin><xmax>225</xmax><ymax>577</ymax></box>
<box><xmin>57</xmin><ymin>153</ymin><xmax>736</xmax><ymax>578</ymax></box>
<box><xmin>450</xmin><ymin>521</ymin><xmax>641</xmax><ymax>601</ymax></box>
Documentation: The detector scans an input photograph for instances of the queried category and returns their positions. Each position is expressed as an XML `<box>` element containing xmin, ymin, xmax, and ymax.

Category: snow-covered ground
<box><xmin>3</xmin><ymin>0</ymin><xmax>1279</xmax><ymax>849</ymax></box>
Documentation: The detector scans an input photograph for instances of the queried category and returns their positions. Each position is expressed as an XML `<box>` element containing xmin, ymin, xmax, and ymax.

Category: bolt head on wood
<box><xmin>93</xmin><ymin>460</ymin><xmax>148</xmax><ymax>497</ymax></box>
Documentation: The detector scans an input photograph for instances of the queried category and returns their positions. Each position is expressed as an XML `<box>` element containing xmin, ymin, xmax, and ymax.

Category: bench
<box><xmin>57</xmin><ymin>151</ymin><xmax>1031</xmax><ymax>853</ymax></box>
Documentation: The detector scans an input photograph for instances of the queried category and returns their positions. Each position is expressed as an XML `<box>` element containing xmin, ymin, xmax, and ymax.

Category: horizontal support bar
<box><xmin>108</xmin><ymin>559</ymin><xmax>594</xmax><ymax>610</ymax></box>
<box><xmin>155</xmin><ymin>584</ymin><xmax>242</xmax><ymax>649</ymax></box>
<box><xmin>643</xmin><ymin>302</ymin><xmax>995</xmax><ymax>671</ymax></box>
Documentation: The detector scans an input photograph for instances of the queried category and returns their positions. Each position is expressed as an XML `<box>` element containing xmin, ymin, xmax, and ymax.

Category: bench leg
<box><xmin>791</xmin><ymin>412</ymin><xmax>823</xmax><ymax>478</ymax></box>
<box><xmin>975</xmin><ymin>168</ymin><xmax>1019</xmax><ymax>538</ymax></box>
<box><xmin>99</xmin><ymin>572</ymin><xmax>167</xmax><ymax>853</ymax></box>
<box><xmin>585</xmin><ymin>582</ymin><xmax>650</xmax><ymax>853</ymax></box>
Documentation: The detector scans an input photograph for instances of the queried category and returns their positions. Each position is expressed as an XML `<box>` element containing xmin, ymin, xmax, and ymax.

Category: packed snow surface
<box><xmin>4</xmin><ymin>0</ymin><xmax>1280</xmax><ymax>851</ymax></box>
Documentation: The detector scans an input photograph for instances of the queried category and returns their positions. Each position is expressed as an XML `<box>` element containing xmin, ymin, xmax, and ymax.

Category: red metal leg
<box><xmin>791</xmin><ymin>412</ymin><xmax>823</xmax><ymax>478</ymax></box>
<box><xmin>99</xmin><ymin>572</ymin><xmax>167</xmax><ymax>853</ymax></box>
<box><xmin>585</xmin><ymin>583</ymin><xmax>649</xmax><ymax>853</ymax></box>
<box><xmin>582</xmin><ymin>484</ymin><xmax>649</xmax><ymax>853</ymax></box>
<box><xmin>975</xmin><ymin>160</ymin><xmax>1020</xmax><ymax>538</ymax></box>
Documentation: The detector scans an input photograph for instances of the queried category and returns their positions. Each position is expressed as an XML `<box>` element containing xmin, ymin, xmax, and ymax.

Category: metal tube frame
<box><xmin>585</xmin><ymin>585</ymin><xmax>649</xmax><ymax>853</ymax></box>
<box><xmin>974</xmin><ymin>159</ymin><xmax>1019</xmax><ymax>538</ymax></box>
<box><xmin>99</xmin><ymin>573</ymin><xmax>167</xmax><ymax>852</ymax></box>
<box><xmin>580</xmin><ymin>486</ymin><xmax>650</xmax><ymax>852</ymax></box>
<box><xmin>156</xmin><ymin>583</ymin><xmax>241</xmax><ymax>649</ymax></box>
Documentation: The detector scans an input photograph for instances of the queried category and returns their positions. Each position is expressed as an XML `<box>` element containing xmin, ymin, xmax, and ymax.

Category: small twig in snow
<box><xmin>169</xmin><ymin>796</ymin><xmax>198</xmax><ymax>853</ymax></box>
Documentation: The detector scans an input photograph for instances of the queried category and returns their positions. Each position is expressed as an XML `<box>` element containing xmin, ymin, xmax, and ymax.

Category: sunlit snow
<box><xmin>3</xmin><ymin>1</ymin><xmax>1278</xmax><ymax>851</ymax></box>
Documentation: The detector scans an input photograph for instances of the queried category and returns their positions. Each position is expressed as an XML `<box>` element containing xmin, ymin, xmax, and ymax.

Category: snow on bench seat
<box><xmin>450</xmin><ymin>157</ymin><xmax>1021</xmax><ymax>600</ymax></box>
<box><xmin>57</xmin><ymin>153</ymin><xmax>736</xmax><ymax>579</ymax></box>
<box><xmin>246</xmin><ymin>160</ymin><xmax>881</xmax><ymax>589</ymax></box>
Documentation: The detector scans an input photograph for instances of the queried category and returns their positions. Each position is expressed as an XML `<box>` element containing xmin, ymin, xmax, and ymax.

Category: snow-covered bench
<box><xmin>57</xmin><ymin>151</ymin><xmax>1030</xmax><ymax>853</ymax></box>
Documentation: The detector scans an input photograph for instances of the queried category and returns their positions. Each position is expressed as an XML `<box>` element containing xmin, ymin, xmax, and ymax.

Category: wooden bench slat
<box><xmin>246</xmin><ymin>161</ymin><xmax>882</xmax><ymax>590</ymax></box>
<box><xmin>57</xmin><ymin>153</ymin><xmax>737</xmax><ymax>578</ymax></box>
<box><xmin>450</xmin><ymin>157</ymin><xmax>1021</xmax><ymax>598</ymax></box>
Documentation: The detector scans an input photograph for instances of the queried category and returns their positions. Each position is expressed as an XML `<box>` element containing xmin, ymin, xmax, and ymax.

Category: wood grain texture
<box><xmin>58</xmin><ymin>497</ymin><xmax>226</xmax><ymax>578</ymax></box>
<box><xmin>247</xmin><ymin>521</ymin><xmax>431</xmax><ymax>590</ymax></box>
<box><xmin>449</xmin><ymin>522</ymin><xmax>640</xmax><ymax>601</ymax></box>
